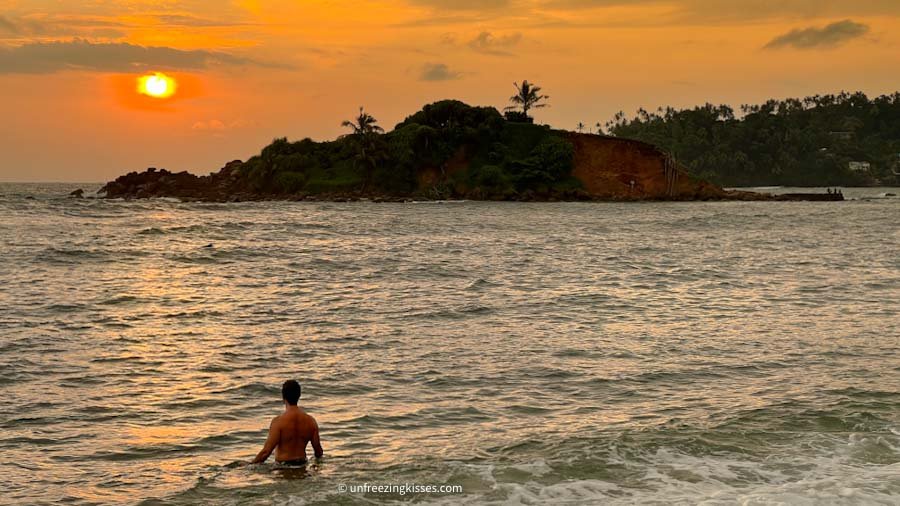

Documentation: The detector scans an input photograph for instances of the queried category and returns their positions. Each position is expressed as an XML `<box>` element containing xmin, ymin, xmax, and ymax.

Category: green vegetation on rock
<box><xmin>239</xmin><ymin>99</ymin><xmax>578</xmax><ymax>199</ymax></box>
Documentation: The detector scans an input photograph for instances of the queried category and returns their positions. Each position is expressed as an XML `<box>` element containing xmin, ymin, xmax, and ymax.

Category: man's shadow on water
<box><xmin>271</xmin><ymin>464</ymin><xmax>316</xmax><ymax>480</ymax></box>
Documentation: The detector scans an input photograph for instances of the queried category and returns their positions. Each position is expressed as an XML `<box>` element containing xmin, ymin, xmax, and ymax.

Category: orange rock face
<box><xmin>567</xmin><ymin>132</ymin><xmax>728</xmax><ymax>200</ymax></box>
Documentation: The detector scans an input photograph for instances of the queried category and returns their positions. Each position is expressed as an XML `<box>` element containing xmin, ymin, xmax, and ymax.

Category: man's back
<box><xmin>251</xmin><ymin>380</ymin><xmax>323</xmax><ymax>465</ymax></box>
<box><xmin>272</xmin><ymin>408</ymin><xmax>321</xmax><ymax>462</ymax></box>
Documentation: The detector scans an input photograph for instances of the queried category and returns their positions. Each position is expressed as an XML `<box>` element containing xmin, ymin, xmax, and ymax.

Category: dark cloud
<box><xmin>419</xmin><ymin>62</ymin><xmax>463</xmax><ymax>81</ymax></box>
<box><xmin>0</xmin><ymin>13</ymin><xmax>247</xmax><ymax>40</ymax></box>
<box><xmin>0</xmin><ymin>15</ymin><xmax>128</xmax><ymax>39</ymax></box>
<box><xmin>467</xmin><ymin>31</ymin><xmax>522</xmax><ymax>55</ymax></box>
<box><xmin>764</xmin><ymin>20</ymin><xmax>869</xmax><ymax>49</ymax></box>
<box><xmin>0</xmin><ymin>15</ymin><xmax>54</xmax><ymax>36</ymax></box>
<box><xmin>399</xmin><ymin>0</ymin><xmax>900</xmax><ymax>29</ymax></box>
<box><xmin>539</xmin><ymin>0</ymin><xmax>900</xmax><ymax>23</ymax></box>
<box><xmin>0</xmin><ymin>40</ymin><xmax>273</xmax><ymax>74</ymax></box>
<box><xmin>0</xmin><ymin>16</ymin><xmax>19</xmax><ymax>34</ymax></box>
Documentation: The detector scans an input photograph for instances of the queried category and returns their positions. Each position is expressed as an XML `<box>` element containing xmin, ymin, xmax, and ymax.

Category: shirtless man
<box><xmin>250</xmin><ymin>380</ymin><xmax>323</xmax><ymax>465</ymax></box>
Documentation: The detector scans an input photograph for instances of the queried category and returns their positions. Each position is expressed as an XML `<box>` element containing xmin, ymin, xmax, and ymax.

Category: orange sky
<box><xmin>2</xmin><ymin>0</ymin><xmax>900</xmax><ymax>182</ymax></box>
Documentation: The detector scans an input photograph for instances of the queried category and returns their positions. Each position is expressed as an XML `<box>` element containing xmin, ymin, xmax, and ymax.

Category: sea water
<box><xmin>1</xmin><ymin>184</ymin><xmax>898</xmax><ymax>505</ymax></box>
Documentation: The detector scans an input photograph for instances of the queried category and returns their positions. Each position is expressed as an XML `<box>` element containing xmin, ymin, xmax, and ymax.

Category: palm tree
<box><xmin>342</xmin><ymin>106</ymin><xmax>384</xmax><ymax>138</ymax></box>
<box><xmin>595</xmin><ymin>122</ymin><xmax>603</xmax><ymax>135</ymax></box>
<box><xmin>505</xmin><ymin>80</ymin><xmax>549</xmax><ymax>118</ymax></box>
<box><xmin>342</xmin><ymin>107</ymin><xmax>385</xmax><ymax>190</ymax></box>
<box><xmin>577</xmin><ymin>122</ymin><xmax>585</xmax><ymax>133</ymax></box>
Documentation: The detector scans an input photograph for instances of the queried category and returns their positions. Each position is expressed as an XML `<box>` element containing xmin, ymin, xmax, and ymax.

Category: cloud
<box><xmin>0</xmin><ymin>16</ymin><xmax>18</xmax><ymax>34</ymax></box>
<box><xmin>398</xmin><ymin>0</ymin><xmax>900</xmax><ymax>29</ymax></box>
<box><xmin>153</xmin><ymin>14</ymin><xmax>252</xmax><ymax>28</ymax></box>
<box><xmin>0</xmin><ymin>12</ymin><xmax>253</xmax><ymax>43</ymax></box>
<box><xmin>538</xmin><ymin>0</ymin><xmax>900</xmax><ymax>24</ymax></box>
<box><xmin>396</xmin><ymin>0</ymin><xmax>518</xmax><ymax>26</ymax></box>
<box><xmin>467</xmin><ymin>31</ymin><xmax>522</xmax><ymax>55</ymax></box>
<box><xmin>0</xmin><ymin>14</ymin><xmax>128</xmax><ymax>39</ymax></box>
<box><xmin>395</xmin><ymin>14</ymin><xmax>485</xmax><ymax>28</ymax></box>
<box><xmin>764</xmin><ymin>20</ymin><xmax>870</xmax><ymax>49</ymax></box>
<box><xmin>409</xmin><ymin>0</ymin><xmax>512</xmax><ymax>10</ymax></box>
<box><xmin>419</xmin><ymin>62</ymin><xmax>463</xmax><ymax>81</ymax></box>
<box><xmin>0</xmin><ymin>39</ymin><xmax>275</xmax><ymax>74</ymax></box>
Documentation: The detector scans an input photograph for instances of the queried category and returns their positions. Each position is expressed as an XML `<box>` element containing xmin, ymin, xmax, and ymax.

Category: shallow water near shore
<box><xmin>1</xmin><ymin>183</ymin><xmax>898</xmax><ymax>505</ymax></box>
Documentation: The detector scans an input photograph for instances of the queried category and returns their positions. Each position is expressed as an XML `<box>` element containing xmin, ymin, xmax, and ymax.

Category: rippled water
<box><xmin>1</xmin><ymin>183</ymin><xmax>898</xmax><ymax>505</ymax></box>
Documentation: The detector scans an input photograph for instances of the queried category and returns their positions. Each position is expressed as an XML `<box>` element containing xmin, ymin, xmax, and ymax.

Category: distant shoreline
<box><xmin>2</xmin><ymin>183</ymin><xmax>896</xmax><ymax>188</ymax></box>
<box><xmin>8</xmin><ymin>182</ymin><xmax>899</xmax><ymax>203</ymax></box>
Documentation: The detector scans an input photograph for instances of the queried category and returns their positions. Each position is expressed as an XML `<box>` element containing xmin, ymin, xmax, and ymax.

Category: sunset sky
<box><xmin>2</xmin><ymin>1</ymin><xmax>900</xmax><ymax>182</ymax></box>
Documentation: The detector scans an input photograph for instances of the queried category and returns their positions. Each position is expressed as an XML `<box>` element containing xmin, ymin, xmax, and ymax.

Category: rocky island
<box><xmin>99</xmin><ymin>99</ymin><xmax>837</xmax><ymax>202</ymax></box>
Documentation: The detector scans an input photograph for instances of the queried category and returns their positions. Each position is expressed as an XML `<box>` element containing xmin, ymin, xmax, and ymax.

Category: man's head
<box><xmin>282</xmin><ymin>379</ymin><xmax>302</xmax><ymax>405</ymax></box>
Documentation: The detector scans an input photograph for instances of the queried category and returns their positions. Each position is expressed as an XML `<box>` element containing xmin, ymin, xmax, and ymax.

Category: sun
<box><xmin>137</xmin><ymin>72</ymin><xmax>176</xmax><ymax>99</ymax></box>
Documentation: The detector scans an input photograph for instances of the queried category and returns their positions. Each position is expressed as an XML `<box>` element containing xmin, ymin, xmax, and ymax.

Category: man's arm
<box><xmin>311</xmin><ymin>419</ymin><xmax>324</xmax><ymax>459</ymax></box>
<box><xmin>250</xmin><ymin>418</ymin><xmax>280</xmax><ymax>464</ymax></box>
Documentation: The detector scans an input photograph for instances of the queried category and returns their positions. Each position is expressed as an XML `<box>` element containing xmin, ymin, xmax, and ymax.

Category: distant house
<box><xmin>848</xmin><ymin>161</ymin><xmax>871</xmax><ymax>172</ymax></box>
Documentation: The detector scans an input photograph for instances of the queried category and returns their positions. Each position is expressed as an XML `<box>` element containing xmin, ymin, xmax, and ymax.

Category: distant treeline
<box><xmin>607</xmin><ymin>92</ymin><xmax>900</xmax><ymax>186</ymax></box>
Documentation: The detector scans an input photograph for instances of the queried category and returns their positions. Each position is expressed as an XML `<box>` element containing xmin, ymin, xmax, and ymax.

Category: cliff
<box><xmin>567</xmin><ymin>133</ymin><xmax>730</xmax><ymax>200</ymax></box>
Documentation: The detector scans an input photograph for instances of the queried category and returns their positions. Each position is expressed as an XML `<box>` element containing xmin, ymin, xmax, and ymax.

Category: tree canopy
<box><xmin>607</xmin><ymin>91</ymin><xmax>900</xmax><ymax>186</ymax></box>
<box><xmin>239</xmin><ymin>100</ymin><xmax>578</xmax><ymax>199</ymax></box>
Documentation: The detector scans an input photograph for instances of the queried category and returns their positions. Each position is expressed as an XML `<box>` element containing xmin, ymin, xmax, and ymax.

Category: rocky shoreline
<box><xmin>97</xmin><ymin>166</ymin><xmax>841</xmax><ymax>203</ymax></box>
<box><xmin>97</xmin><ymin>166</ymin><xmax>847</xmax><ymax>203</ymax></box>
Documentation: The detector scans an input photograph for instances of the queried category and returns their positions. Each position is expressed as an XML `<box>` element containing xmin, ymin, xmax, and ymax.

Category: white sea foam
<box><xmin>471</xmin><ymin>465</ymin><xmax>898</xmax><ymax>505</ymax></box>
<box><xmin>426</xmin><ymin>431</ymin><xmax>900</xmax><ymax>505</ymax></box>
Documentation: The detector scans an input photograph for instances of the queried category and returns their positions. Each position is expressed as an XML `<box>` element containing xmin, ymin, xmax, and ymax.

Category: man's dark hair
<box><xmin>282</xmin><ymin>380</ymin><xmax>301</xmax><ymax>405</ymax></box>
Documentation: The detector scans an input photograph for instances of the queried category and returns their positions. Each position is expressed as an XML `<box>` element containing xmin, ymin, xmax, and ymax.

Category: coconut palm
<box><xmin>342</xmin><ymin>106</ymin><xmax>384</xmax><ymax>138</ymax></box>
<box><xmin>342</xmin><ymin>107</ymin><xmax>385</xmax><ymax>190</ymax></box>
<box><xmin>505</xmin><ymin>80</ymin><xmax>549</xmax><ymax>118</ymax></box>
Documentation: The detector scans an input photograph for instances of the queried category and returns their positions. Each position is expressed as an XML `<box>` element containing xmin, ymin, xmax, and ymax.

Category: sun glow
<box><xmin>137</xmin><ymin>73</ymin><xmax>176</xmax><ymax>98</ymax></box>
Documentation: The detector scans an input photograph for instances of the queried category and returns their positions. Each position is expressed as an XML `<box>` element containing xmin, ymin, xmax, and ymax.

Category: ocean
<box><xmin>1</xmin><ymin>184</ymin><xmax>898</xmax><ymax>505</ymax></box>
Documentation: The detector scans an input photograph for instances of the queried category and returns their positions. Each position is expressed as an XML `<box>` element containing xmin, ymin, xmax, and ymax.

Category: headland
<box><xmin>99</xmin><ymin>100</ymin><xmax>840</xmax><ymax>203</ymax></box>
